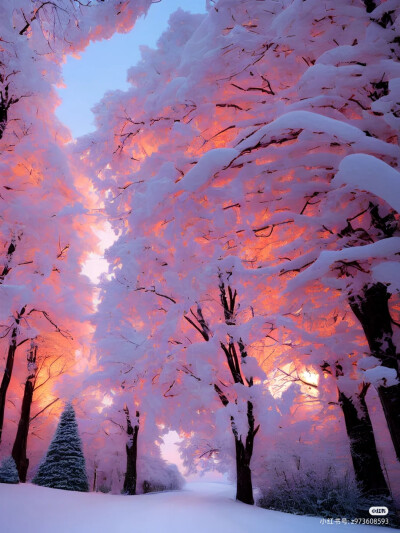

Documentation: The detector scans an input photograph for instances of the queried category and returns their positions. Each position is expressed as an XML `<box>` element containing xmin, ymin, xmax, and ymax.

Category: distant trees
<box><xmin>80</xmin><ymin>311</ymin><xmax>174</xmax><ymax>497</ymax></box>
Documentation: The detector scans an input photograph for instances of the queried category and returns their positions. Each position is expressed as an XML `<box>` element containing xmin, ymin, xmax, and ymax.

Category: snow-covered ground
<box><xmin>0</xmin><ymin>481</ymin><xmax>396</xmax><ymax>533</ymax></box>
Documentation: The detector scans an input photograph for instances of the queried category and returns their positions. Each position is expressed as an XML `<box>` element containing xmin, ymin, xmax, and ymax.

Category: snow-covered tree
<box><xmin>244</xmin><ymin>0</ymin><xmax>400</xmax><ymax>464</ymax></box>
<box><xmin>0</xmin><ymin>0</ymin><xmax>156</xmax><ymax>478</ymax></box>
<box><xmin>80</xmin><ymin>0</ymin><xmax>400</xmax><ymax>504</ymax></box>
<box><xmin>33</xmin><ymin>403</ymin><xmax>89</xmax><ymax>492</ymax></box>
<box><xmin>0</xmin><ymin>456</ymin><xmax>19</xmax><ymax>484</ymax></box>
<box><xmin>74</xmin><ymin>325</ymin><xmax>175</xmax><ymax>496</ymax></box>
<box><xmin>79</xmin><ymin>4</ymin><xmax>275</xmax><ymax>504</ymax></box>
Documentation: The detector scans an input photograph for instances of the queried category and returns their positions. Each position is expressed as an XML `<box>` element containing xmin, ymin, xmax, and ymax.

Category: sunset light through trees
<box><xmin>1</xmin><ymin>1</ymin><xmax>400</xmax><ymax>532</ymax></box>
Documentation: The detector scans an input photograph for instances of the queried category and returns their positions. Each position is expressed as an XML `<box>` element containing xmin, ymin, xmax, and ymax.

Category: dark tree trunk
<box><xmin>0</xmin><ymin>91</ymin><xmax>9</xmax><ymax>141</ymax></box>
<box><xmin>92</xmin><ymin>467</ymin><xmax>97</xmax><ymax>492</ymax></box>
<box><xmin>349</xmin><ymin>283</ymin><xmax>398</xmax><ymax>370</ymax></box>
<box><xmin>0</xmin><ymin>85</ymin><xmax>19</xmax><ymax>141</ymax></box>
<box><xmin>235</xmin><ymin>439</ymin><xmax>254</xmax><ymax>504</ymax></box>
<box><xmin>338</xmin><ymin>386</ymin><xmax>390</xmax><ymax>497</ymax></box>
<box><xmin>378</xmin><ymin>386</ymin><xmax>400</xmax><ymax>461</ymax></box>
<box><xmin>363</xmin><ymin>0</ymin><xmax>377</xmax><ymax>13</ymax></box>
<box><xmin>123</xmin><ymin>407</ymin><xmax>139</xmax><ymax>495</ymax></box>
<box><xmin>11</xmin><ymin>340</ymin><xmax>37</xmax><ymax>481</ymax></box>
<box><xmin>0</xmin><ymin>326</ymin><xmax>18</xmax><ymax>444</ymax></box>
<box><xmin>232</xmin><ymin>400</ymin><xmax>257</xmax><ymax>505</ymax></box>
<box><xmin>12</xmin><ymin>379</ymin><xmax>34</xmax><ymax>481</ymax></box>
<box><xmin>349</xmin><ymin>283</ymin><xmax>400</xmax><ymax>461</ymax></box>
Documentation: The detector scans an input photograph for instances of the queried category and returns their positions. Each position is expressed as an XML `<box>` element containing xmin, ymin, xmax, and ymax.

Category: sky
<box><xmin>56</xmin><ymin>0</ymin><xmax>207</xmax><ymax>138</ymax></box>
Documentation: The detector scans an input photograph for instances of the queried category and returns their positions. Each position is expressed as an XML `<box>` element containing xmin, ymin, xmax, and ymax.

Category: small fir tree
<box><xmin>0</xmin><ymin>456</ymin><xmax>19</xmax><ymax>484</ymax></box>
<box><xmin>33</xmin><ymin>403</ymin><xmax>89</xmax><ymax>492</ymax></box>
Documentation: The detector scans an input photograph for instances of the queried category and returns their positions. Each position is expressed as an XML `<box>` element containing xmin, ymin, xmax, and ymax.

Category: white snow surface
<box><xmin>0</xmin><ymin>481</ymin><xmax>396</xmax><ymax>533</ymax></box>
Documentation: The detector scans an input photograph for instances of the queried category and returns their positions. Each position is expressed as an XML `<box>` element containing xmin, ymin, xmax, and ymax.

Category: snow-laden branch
<box><xmin>288</xmin><ymin>237</ymin><xmax>400</xmax><ymax>291</ymax></box>
<box><xmin>333</xmin><ymin>154</ymin><xmax>400</xmax><ymax>214</ymax></box>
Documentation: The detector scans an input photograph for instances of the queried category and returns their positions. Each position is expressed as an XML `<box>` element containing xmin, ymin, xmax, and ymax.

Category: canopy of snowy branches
<box><xmin>1</xmin><ymin>0</ymin><xmax>400</xmax><ymax>514</ymax></box>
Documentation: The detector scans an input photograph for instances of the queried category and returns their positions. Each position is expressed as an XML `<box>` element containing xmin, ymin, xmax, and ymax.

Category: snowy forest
<box><xmin>1</xmin><ymin>0</ymin><xmax>400</xmax><ymax>531</ymax></box>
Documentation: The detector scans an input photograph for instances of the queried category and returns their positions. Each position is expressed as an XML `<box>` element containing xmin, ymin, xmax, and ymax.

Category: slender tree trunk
<box><xmin>338</xmin><ymin>386</ymin><xmax>390</xmax><ymax>496</ymax></box>
<box><xmin>12</xmin><ymin>340</ymin><xmax>37</xmax><ymax>481</ymax></box>
<box><xmin>349</xmin><ymin>283</ymin><xmax>400</xmax><ymax>461</ymax></box>
<box><xmin>0</xmin><ymin>91</ymin><xmax>9</xmax><ymax>141</ymax></box>
<box><xmin>92</xmin><ymin>467</ymin><xmax>97</xmax><ymax>492</ymax></box>
<box><xmin>12</xmin><ymin>378</ymin><xmax>34</xmax><ymax>481</ymax></box>
<box><xmin>0</xmin><ymin>85</ymin><xmax>19</xmax><ymax>141</ymax></box>
<box><xmin>0</xmin><ymin>326</ymin><xmax>18</xmax><ymax>444</ymax></box>
<box><xmin>123</xmin><ymin>407</ymin><xmax>139</xmax><ymax>495</ymax></box>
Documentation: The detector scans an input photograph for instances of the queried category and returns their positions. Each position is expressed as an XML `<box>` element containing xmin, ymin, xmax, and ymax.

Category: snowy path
<box><xmin>0</xmin><ymin>481</ymin><xmax>395</xmax><ymax>533</ymax></box>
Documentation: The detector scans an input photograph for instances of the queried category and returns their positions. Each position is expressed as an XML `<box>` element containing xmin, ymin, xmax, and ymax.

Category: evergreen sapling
<box><xmin>0</xmin><ymin>456</ymin><xmax>19</xmax><ymax>484</ymax></box>
<box><xmin>33</xmin><ymin>403</ymin><xmax>89</xmax><ymax>492</ymax></box>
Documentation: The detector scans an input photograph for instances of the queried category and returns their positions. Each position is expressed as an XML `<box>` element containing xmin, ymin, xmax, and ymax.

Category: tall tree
<box><xmin>181</xmin><ymin>274</ymin><xmax>262</xmax><ymax>504</ymax></box>
<box><xmin>81</xmin><ymin>0</ymin><xmax>399</xmax><ymax>499</ymax></box>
